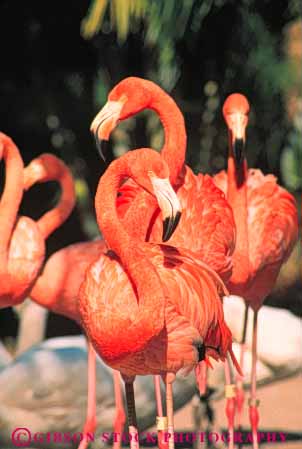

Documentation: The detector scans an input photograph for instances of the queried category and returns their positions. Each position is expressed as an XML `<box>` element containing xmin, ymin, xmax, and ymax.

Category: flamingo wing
<box><xmin>150</xmin><ymin>167</ymin><xmax>236</xmax><ymax>282</ymax></box>
<box><xmin>6</xmin><ymin>217</ymin><xmax>45</xmax><ymax>306</ymax></box>
<box><xmin>246</xmin><ymin>169</ymin><xmax>298</xmax><ymax>275</ymax></box>
<box><xmin>242</xmin><ymin>169</ymin><xmax>298</xmax><ymax>309</ymax></box>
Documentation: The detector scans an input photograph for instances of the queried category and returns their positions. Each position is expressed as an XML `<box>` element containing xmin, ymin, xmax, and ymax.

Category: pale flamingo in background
<box><xmin>214</xmin><ymin>94</ymin><xmax>298</xmax><ymax>449</ymax></box>
<box><xmin>0</xmin><ymin>139</ymin><xmax>98</xmax><ymax>449</ymax></box>
<box><xmin>79</xmin><ymin>148</ymin><xmax>240</xmax><ymax>449</ymax></box>
<box><xmin>28</xmin><ymin>239</ymin><xmax>126</xmax><ymax>449</ymax></box>
<box><xmin>91</xmin><ymin>76</ymin><xmax>237</xmax><ymax>443</ymax></box>
<box><xmin>0</xmin><ymin>133</ymin><xmax>75</xmax><ymax>308</ymax></box>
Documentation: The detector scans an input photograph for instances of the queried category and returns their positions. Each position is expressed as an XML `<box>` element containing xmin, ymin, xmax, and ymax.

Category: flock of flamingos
<box><xmin>0</xmin><ymin>76</ymin><xmax>299</xmax><ymax>449</ymax></box>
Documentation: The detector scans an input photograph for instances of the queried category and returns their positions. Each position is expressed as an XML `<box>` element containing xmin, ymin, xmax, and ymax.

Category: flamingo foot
<box><xmin>249</xmin><ymin>398</ymin><xmax>260</xmax><ymax>449</ymax></box>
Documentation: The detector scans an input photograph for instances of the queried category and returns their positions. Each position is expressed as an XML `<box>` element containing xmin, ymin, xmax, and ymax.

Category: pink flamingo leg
<box><xmin>224</xmin><ymin>359</ymin><xmax>236</xmax><ymax>449</ymax></box>
<box><xmin>249</xmin><ymin>310</ymin><xmax>260</xmax><ymax>449</ymax></box>
<box><xmin>164</xmin><ymin>373</ymin><xmax>176</xmax><ymax>449</ymax></box>
<box><xmin>78</xmin><ymin>341</ymin><xmax>97</xmax><ymax>449</ymax></box>
<box><xmin>124</xmin><ymin>377</ymin><xmax>140</xmax><ymax>449</ymax></box>
<box><xmin>236</xmin><ymin>304</ymin><xmax>249</xmax><ymax>429</ymax></box>
<box><xmin>196</xmin><ymin>361</ymin><xmax>208</xmax><ymax>396</ymax></box>
<box><xmin>154</xmin><ymin>375</ymin><xmax>168</xmax><ymax>449</ymax></box>
<box><xmin>113</xmin><ymin>370</ymin><xmax>126</xmax><ymax>449</ymax></box>
<box><xmin>193</xmin><ymin>362</ymin><xmax>208</xmax><ymax>449</ymax></box>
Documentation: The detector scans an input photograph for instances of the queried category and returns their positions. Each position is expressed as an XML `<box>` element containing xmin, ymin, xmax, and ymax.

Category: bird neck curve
<box><xmin>23</xmin><ymin>154</ymin><xmax>76</xmax><ymax>239</ymax></box>
<box><xmin>0</xmin><ymin>135</ymin><xmax>24</xmax><ymax>265</ymax></box>
<box><xmin>147</xmin><ymin>86</ymin><xmax>186</xmax><ymax>187</ymax></box>
<box><xmin>94</xmin><ymin>152</ymin><xmax>166</xmax><ymax>352</ymax></box>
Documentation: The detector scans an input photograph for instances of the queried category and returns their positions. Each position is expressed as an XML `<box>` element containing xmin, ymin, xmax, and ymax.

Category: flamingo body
<box><xmin>80</xmin><ymin>243</ymin><xmax>231</xmax><ymax>377</ymax></box>
<box><xmin>214</xmin><ymin>168</ymin><xmax>298</xmax><ymax>310</ymax></box>
<box><xmin>29</xmin><ymin>240</ymin><xmax>105</xmax><ymax>321</ymax></box>
<box><xmin>78</xmin><ymin>149</ymin><xmax>235</xmax><ymax>379</ymax></box>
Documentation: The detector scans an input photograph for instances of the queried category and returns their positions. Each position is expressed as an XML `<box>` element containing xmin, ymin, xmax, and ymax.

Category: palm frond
<box><xmin>81</xmin><ymin>0</ymin><xmax>146</xmax><ymax>42</ymax></box>
<box><xmin>81</xmin><ymin>0</ymin><xmax>109</xmax><ymax>39</ymax></box>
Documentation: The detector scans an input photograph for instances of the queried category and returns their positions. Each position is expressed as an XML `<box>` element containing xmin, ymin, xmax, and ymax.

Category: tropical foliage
<box><xmin>81</xmin><ymin>0</ymin><xmax>301</xmax><ymax>187</ymax></box>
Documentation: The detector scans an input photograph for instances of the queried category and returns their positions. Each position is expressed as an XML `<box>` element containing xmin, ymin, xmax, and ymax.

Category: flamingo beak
<box><xmin>90</xmin><ymin>98</ymin><xmax>126</xmax><ymax>161</ymax></box>
<box><xmin>150</xmin><ymin>176</ymin><xmax>182</xmax><ymax>242</ymax></box>
<box><xmin>229</xmin><ymin>113</ymin><xmax>247</xmax><ymax>166</ymax></box>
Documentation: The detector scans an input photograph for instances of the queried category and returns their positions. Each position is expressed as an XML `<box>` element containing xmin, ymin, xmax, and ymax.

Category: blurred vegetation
<box><xmin>81</xmin><ymin>0</ymin><xmax>302</xmax><ymax>183</ymax></box>
<box><xmin>0</xmin><ymin>0</ymin><xmax>301</xmax><ymax>336</ymax></box>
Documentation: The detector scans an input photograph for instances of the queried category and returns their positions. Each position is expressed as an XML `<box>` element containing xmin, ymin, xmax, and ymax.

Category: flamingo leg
<box><xmin>198</xmin><ymin>361</ymin><xmax>208</xmax><ymax>397</ymax></box>
<box><xmin>113</xmin><ymin>370</ymin><xmax>126</xmax><ymax>449</ymax></box>
<box><xmin>224</xmin><ymin>359</ymin><xmax>236</xmax><ymax>449</ymax></box>
<box><xmin>235</xmin><ymin>304</ymin><xmax>249</xmax><ymax>430</ymax></box>
<box><xmin>154</xmin><ymin>375</ymin><xmax>168</xmax><ymax>449</ymax></box>
<box><xmin>192</xmin><ymin>362</ymin><xmax>208</xmax><ymax>449</ymax></box>
<box><xmin>78</xmin><ymin>340</ymin><xmax>97</xmax><ymax>449</ymax></box>
<box><xmin>249</xmin><ymin>310</ymin><xmax>260</xmax><ymax>449</ymax></box>
<box><xmin>124</xmin><ymin>378</ymin><xmax>140</xmax><ymax>449</ymax></box>
<box><xmin>164</xmin><ymin>373</ymin><xmax>176</xmax><ymax>449</ymax></box>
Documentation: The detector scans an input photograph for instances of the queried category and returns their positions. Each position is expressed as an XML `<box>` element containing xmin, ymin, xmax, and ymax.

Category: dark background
<box><xmin>0</xmin><ymin>0</ymin><xmax>301</xmax><ymax>343</ymax></box>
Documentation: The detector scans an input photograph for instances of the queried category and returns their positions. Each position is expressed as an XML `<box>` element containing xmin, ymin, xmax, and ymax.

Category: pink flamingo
<box><xmin>79</xmin><ymin>147</ymin><xmax>240</xmax><ymax>449</ymax></box>
<box><xmin>0</xmin><ymin>133</ymin><xmax>75</xmax><ymax>308</ymax></box>
<box><xmin>214</xmin><ymin>93</ymin><xmax>298</xmax><ymax>449</ymax></box>
<box><xmin>91</xmin><ymin>76</ymin><xmax>237</xmax><ymax>443</ymax></box>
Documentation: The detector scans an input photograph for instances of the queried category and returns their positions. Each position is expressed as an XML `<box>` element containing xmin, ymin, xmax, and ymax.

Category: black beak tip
<box><xmin>233</xmin><ymin>138</ymin><xmax>245</xmax><ymax>166</ymax></box>
<box><xmin>162</xmin><ymin>211</ymin><xmax>181</xmax><ymax>242</ymax></box>
<box><xmin>93</xmin><ymin>122</ymin><xmax>108</xmax><ymax>162</ymax></box>
<box><xmin>97</xmin><ymin>139</ymin><xmax>109</xmax><ymax>163</ymax></box>
<box><xmin>174</xmin><ymin>211</ymin><xmax>181</xmax><ymax>229</ymax></box>
<box><xmin>162</xmin><ymin>217</ymin><xmax>171</xmax><ymax>242</ymax></box>
<box><xmin>94</xmin><ymin>137</ymin><xmax>108</xmax><ymax>163</ymax></box>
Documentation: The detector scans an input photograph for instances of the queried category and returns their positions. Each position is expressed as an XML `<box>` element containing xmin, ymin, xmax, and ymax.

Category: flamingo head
<box><xmin>223</xmin><ymin>93</ymin><xmax>250</xmax><ymax>166</ymax></box>
<box><xmin>127</xmin><ymin>148</ymin><xmax>182</xmax><ymax>242</ymax></box>
<box><xmin>90</xmin><ymin>77</ymin><xmax>152</xmax><ymax>161</ymax></box>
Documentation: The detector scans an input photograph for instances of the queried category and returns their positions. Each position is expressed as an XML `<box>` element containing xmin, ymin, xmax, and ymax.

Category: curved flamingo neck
<box><xmin>0</xmin><ymin>135</ymin><xmax>24</xmax><ymax>264</ymax></box>
<box><xmin>147</xmin><ymin>85</ymin><xmax>186</xmax><ymax>186</ymax></box>
<box><xmin>23</xmin><ymin>154</ymin><xmax>76</xmax><ymax>239</ymax></box>
<box><xmin>227</xmin><ymin>133</ymin><xmax>250</xmax><ymax>285</ymax></box>
<box><xmin>95</xmin><ymin>152</ymin><xmax>165</xmax><ymax>356</ymax></box>
<box><xmin>118</xmin><ymin>85</ymin><xmax>187</xmax><ymax>240</ymax></box>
